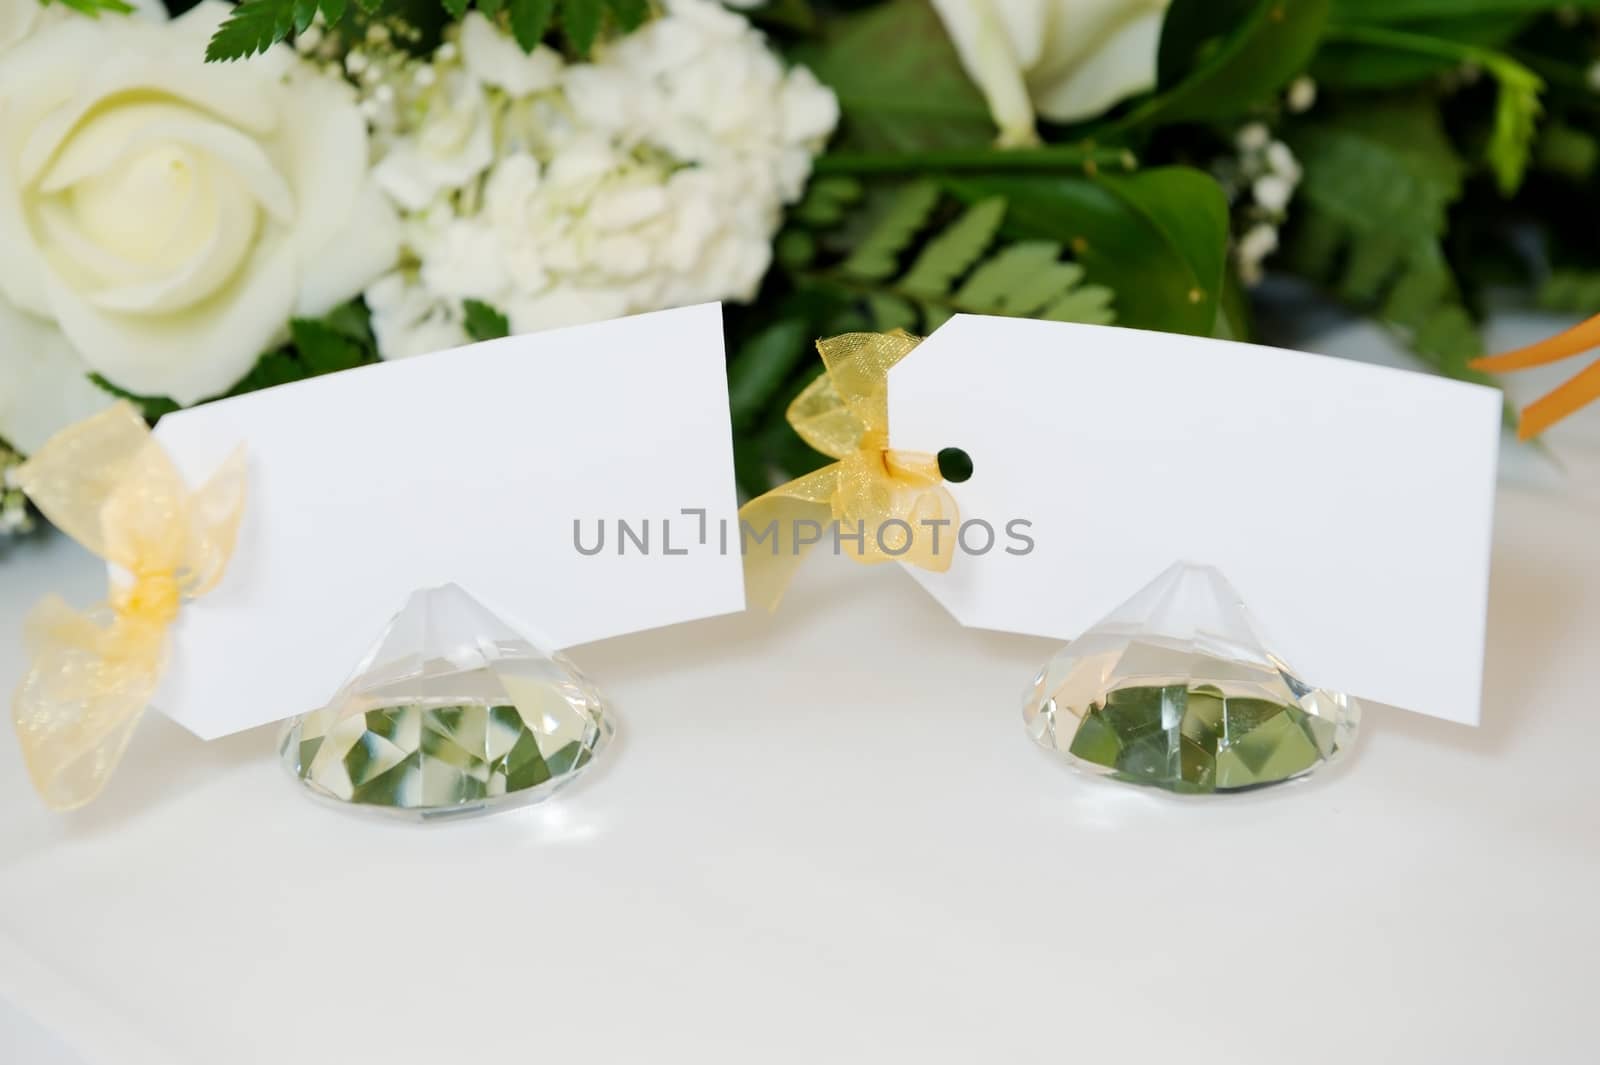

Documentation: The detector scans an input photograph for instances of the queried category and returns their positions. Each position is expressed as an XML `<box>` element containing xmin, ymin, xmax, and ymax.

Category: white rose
<box><xmin>931</xmin><ymin>0</ymin><xmax>1172</xmax><ymax>146</ymax></box>
<box><xmin>0</xmin><ymin>0</ymin><xmax>45</xmax><ymax>53</ymax></box>
<box><xmin>0</xmin><ymin>1</ymin><xmax>398</xmax><ymax>407</ymax></box>
<box><xmin>0</xmin><ymin>290</ymin><xmax>109</xmax><ymax>453</ymax></box>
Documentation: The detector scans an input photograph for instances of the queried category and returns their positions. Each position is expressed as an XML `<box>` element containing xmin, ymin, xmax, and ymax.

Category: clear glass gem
<box><xmin>280</xmin><ymin>584</ymin><xmax>613</xmax><ymax>820</ymax></box>
<box><xmin>1023</xmin><ymin>562</ymin><xmax>1359</xmax><ymax>794</ymax></box>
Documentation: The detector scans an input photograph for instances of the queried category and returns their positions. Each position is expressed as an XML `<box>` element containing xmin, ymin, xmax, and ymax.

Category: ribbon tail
<box><xmin>1514</xmin><ymin>357</ymin><xmax>1600</xmax><ymax>440</ymax></box>
<box><xmin>12</xmin><ymin>597</ymin><xmax>162</xmax><ymax>811</ymax></box>
<box><xmin>1470</xmin><ymin>312</ymin><xmax>1600</xmax><ymax>373</ymax></box>
<box><xmin>738</xmin><ymin>468</ymin><xmax>840</xmax><ymax>612</ymax></box>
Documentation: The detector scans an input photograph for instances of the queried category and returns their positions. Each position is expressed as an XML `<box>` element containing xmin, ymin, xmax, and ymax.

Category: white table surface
<box><xmin>2</xmin><ymin>316</ymin><xmax>1598</xmax><ymax>1065</ymax></box>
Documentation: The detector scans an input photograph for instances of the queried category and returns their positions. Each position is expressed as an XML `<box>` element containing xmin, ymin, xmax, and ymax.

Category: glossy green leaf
<box><xmin>944</xmin><ymin>168</ymin><xmax>1228</xmax><ymax>335</ymax></box>
<box><xmin>793</xmin><ymin>0</ymin><xmax>993</xmax><ymax>152</ymax></box>
<box><xmin>1331</xmin><ymin>0</ymin><xmax>1600</xmax><ymax>22</ymax></box>
<box><xmin>1125</xmin><ymin>0</ymin><xmax>1331</xmax><ymax>127</ymax></box>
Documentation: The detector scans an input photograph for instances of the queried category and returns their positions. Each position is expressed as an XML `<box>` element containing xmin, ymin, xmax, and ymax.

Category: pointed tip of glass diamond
<box><xmin>1023</xmin><ymin>561</ymin><xmax>1359</xmax><ymax>795</ymax></box>
<box><xmin>281</xmin><ymin>585</ymin><xmax>614</xmax><ymax>820</ymax></box>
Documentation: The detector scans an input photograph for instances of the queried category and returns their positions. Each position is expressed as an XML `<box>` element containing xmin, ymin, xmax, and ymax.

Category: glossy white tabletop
<box><xmin>2</xmin><ymin>316</ymin><xmax>1597</xmax><ymax>1065</ymax></box>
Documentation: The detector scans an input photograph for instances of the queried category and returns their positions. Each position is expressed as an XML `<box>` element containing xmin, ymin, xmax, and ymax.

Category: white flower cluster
<box><xmin>362</xmin><ymin>0</ymin><xmax>839</xmax><ymax>359</ymax></box>
<box><xmin>1225</xmin><ymin>121</ymin><xmax>1304</xmax><ymax>287</ymax></box>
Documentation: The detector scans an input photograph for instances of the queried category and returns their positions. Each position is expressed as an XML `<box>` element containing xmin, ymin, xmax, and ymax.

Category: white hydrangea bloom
<box><xmin>364</xmin><ymin>0</ymin><xmax>839</xmax><ymax>359</ymax></box>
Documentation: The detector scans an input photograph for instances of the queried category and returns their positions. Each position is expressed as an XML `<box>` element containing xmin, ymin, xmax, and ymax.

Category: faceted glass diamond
<box><xmin>280</xmin><ymin>585</ymin><xmax>614</xmax><ymax>820</ymax></box>
<box><xmin>1023</xmin><ymin>562</ymin><xmax>1359</xmax><ymax>794</ymax></box>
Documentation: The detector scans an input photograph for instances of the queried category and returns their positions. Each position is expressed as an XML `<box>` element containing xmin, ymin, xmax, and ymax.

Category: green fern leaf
<box><xmin>607</xmin><ymin>0</ymin><xmax>649</xmax><ymax>32</ymax></box>
<box><xmin>510</xmin><ymin>0</ymin><xmax>557</xmax><ymax>52</ymax></box>
<box><xmin>1041</xmin><ymin>286</ymin><xmax>1115</xmax><ymax>325</ymax></box>
<box><xmin>865</xmin><ymin>293</ymin><xmax>919</xmax><ymax>332</ymax></box>
<box><xmin>1285</xmin><ymin>101</ymin><xmax>1489</xmax><ymax>379</ymax></box>
<box><xmin>562</xmin><ymin>0</ymin><xmax>604</xmax><ymax>55</ymax></box>
<box><xmin>205</xmin><ymin>0</ymin><xmax>296</xmax><ymax>62</ymax></box>
<box><xmin>898</xmin><ymin>197</ymin><xmax>1006</xmax><ymax>301</ymax></box>
<box><xmin>838</xmin><ymin>182</ymin><xmax>939</xmax><ymax>282</ymax></box>
<box><xmin>1485</xmin><ymin>57</ymin><xmax>1544</xmax><ymax>196</ymax></box>
<box><xmin>955</xmin><ymin>242</ymin><xmax>1060</xmax><ymax>310</ymax></box>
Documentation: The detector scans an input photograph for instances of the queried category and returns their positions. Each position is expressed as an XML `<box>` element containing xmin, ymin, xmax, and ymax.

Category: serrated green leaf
<box><xmin>1042</xmin><ymin>286</ymin><xmax>1116</xmax><ymax>325</ymax></box>
<box><xmin>563</xmin><ymin>0</ymin><xmax>604</xmax><ymax>55</ymax></box>
<box><xmin>321</xmin><ymin>0</ymin><xmax>348</xmax><ymax>24</ymax></box>
<box><xmin>898</xmin><ymin>198</ymin><xmax>1006</xmax><ymax>300</ymax></box>
<box><xmin>954</xmin><ymin>242</ymin><xmax>1062</xmax><ymax>310</ymax></box>
<box><xmin>1283</xmin><ymin>101</ymin><xmax>1493</xmax><ymax>382</ymax></box>
<box><xmin>463</xmin><ymin>299</ymin><xmax>511</xmax><ymax>341</ymax></box>
<box><xmin>838</xmin><ymin>182</ymin><xmax>939</xmax><ymax>282</ymax></box>
<box><xmin>509</xmin><ymin>0</ymin><xmax>556</xmax><ymax>52</ymax></box>
<box><xmin>442</xmin><ymin>0</ymin><xmax>471</xmax><ymax>19</ymax></box>
<box><xmin>205</xmin><ymin>0</ymin><xmax>296</xmax><ymax>62</ymax></box>
<box><xmin>292</xmin><ymin>0</ymin><xmax>317</xmax><ymax>33</ymax></box>
<box><xmin>606</xmin><ymin>0</ymin><xmax>649</xmax><ymax>32</ymax></box>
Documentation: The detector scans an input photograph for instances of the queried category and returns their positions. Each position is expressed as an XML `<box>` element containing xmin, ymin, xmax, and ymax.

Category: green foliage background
<box><xmin>41</xmin><ymin>0</ymin><xmax>1600</xmax><ymax>498</ymax></box>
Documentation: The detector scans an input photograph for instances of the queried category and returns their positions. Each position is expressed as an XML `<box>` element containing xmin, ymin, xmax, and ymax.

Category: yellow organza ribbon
<box><xmin>739</xmin><ymin>331</ymin><xmax>956</xmax><ymax>610</ymax></box>
<box><xmin>12</xmin><ymin>402</ymin><xmax>245</xmax><ymax>810</ymax></box>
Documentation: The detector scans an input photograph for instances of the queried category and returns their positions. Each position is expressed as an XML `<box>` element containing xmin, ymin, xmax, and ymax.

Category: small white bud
<box><xmin>414</xmin><ymin>65</ymin><xmax>437</xmax><ymax>89</ymax></box>
<box><xmin>1235</xmin><ymin>219</ymin><xmax>1273</xmax><ymax>267</ymax></box>
<box><xmin>1265</xmin><ymin>141</ymin><xmax>1301</xmax><ymax>183</ymax></box>
<box><xmin>295</xmin><ymin>26</ymin><xmax>323</xmax><ymax>54</ymax></box>
<box><xmin>1286</xmin><ymin>76</ymin><xmax>1316</xmax><ymax>114</ymax></box>
<box><xmin>345</xmin><ymin>50</ymin><xmax>369</xmax><ymax>76</ymax></box>
<box><xmin>1253</xmin><ymin>173</ymin><xmax>1294</xmax><ymax>214</ymax></box>
<box><xmin>1236</xmin><ymin>122</ymin><xmax>1270</xmax><ymax>153</ymax></box>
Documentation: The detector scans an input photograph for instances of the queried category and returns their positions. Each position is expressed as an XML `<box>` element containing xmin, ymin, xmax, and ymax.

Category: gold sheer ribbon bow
<box><xmin>738</xmin><ymin>331</ymin><xmax>956</xmax><ymax>610</ymax></box>
<box><xmin>12</xmin><ymin>403</ymin><xmax>245</xmax><ymax>810</ymax></box>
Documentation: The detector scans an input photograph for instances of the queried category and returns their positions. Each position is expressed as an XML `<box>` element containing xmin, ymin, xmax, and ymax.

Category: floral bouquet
<box><xmin>3</xmin><ymin>0</ymin><xmax>1598</xmax><ymax>530</ymax></box>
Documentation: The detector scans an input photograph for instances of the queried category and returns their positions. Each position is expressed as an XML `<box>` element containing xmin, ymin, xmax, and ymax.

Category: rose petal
<box><xmin>0</xmin><ymin>293</ymin><xmax>112</xmax><ymax>454</ymax></box>
<box><xmin>46</xmin><ymin>238</ymin><xmax>296</xmax><ymax>404</ymax></box>
<box><xmin>295</xmin><ymin>177</ymin><xmax>398</xmax><ymax>317</ymax></box>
